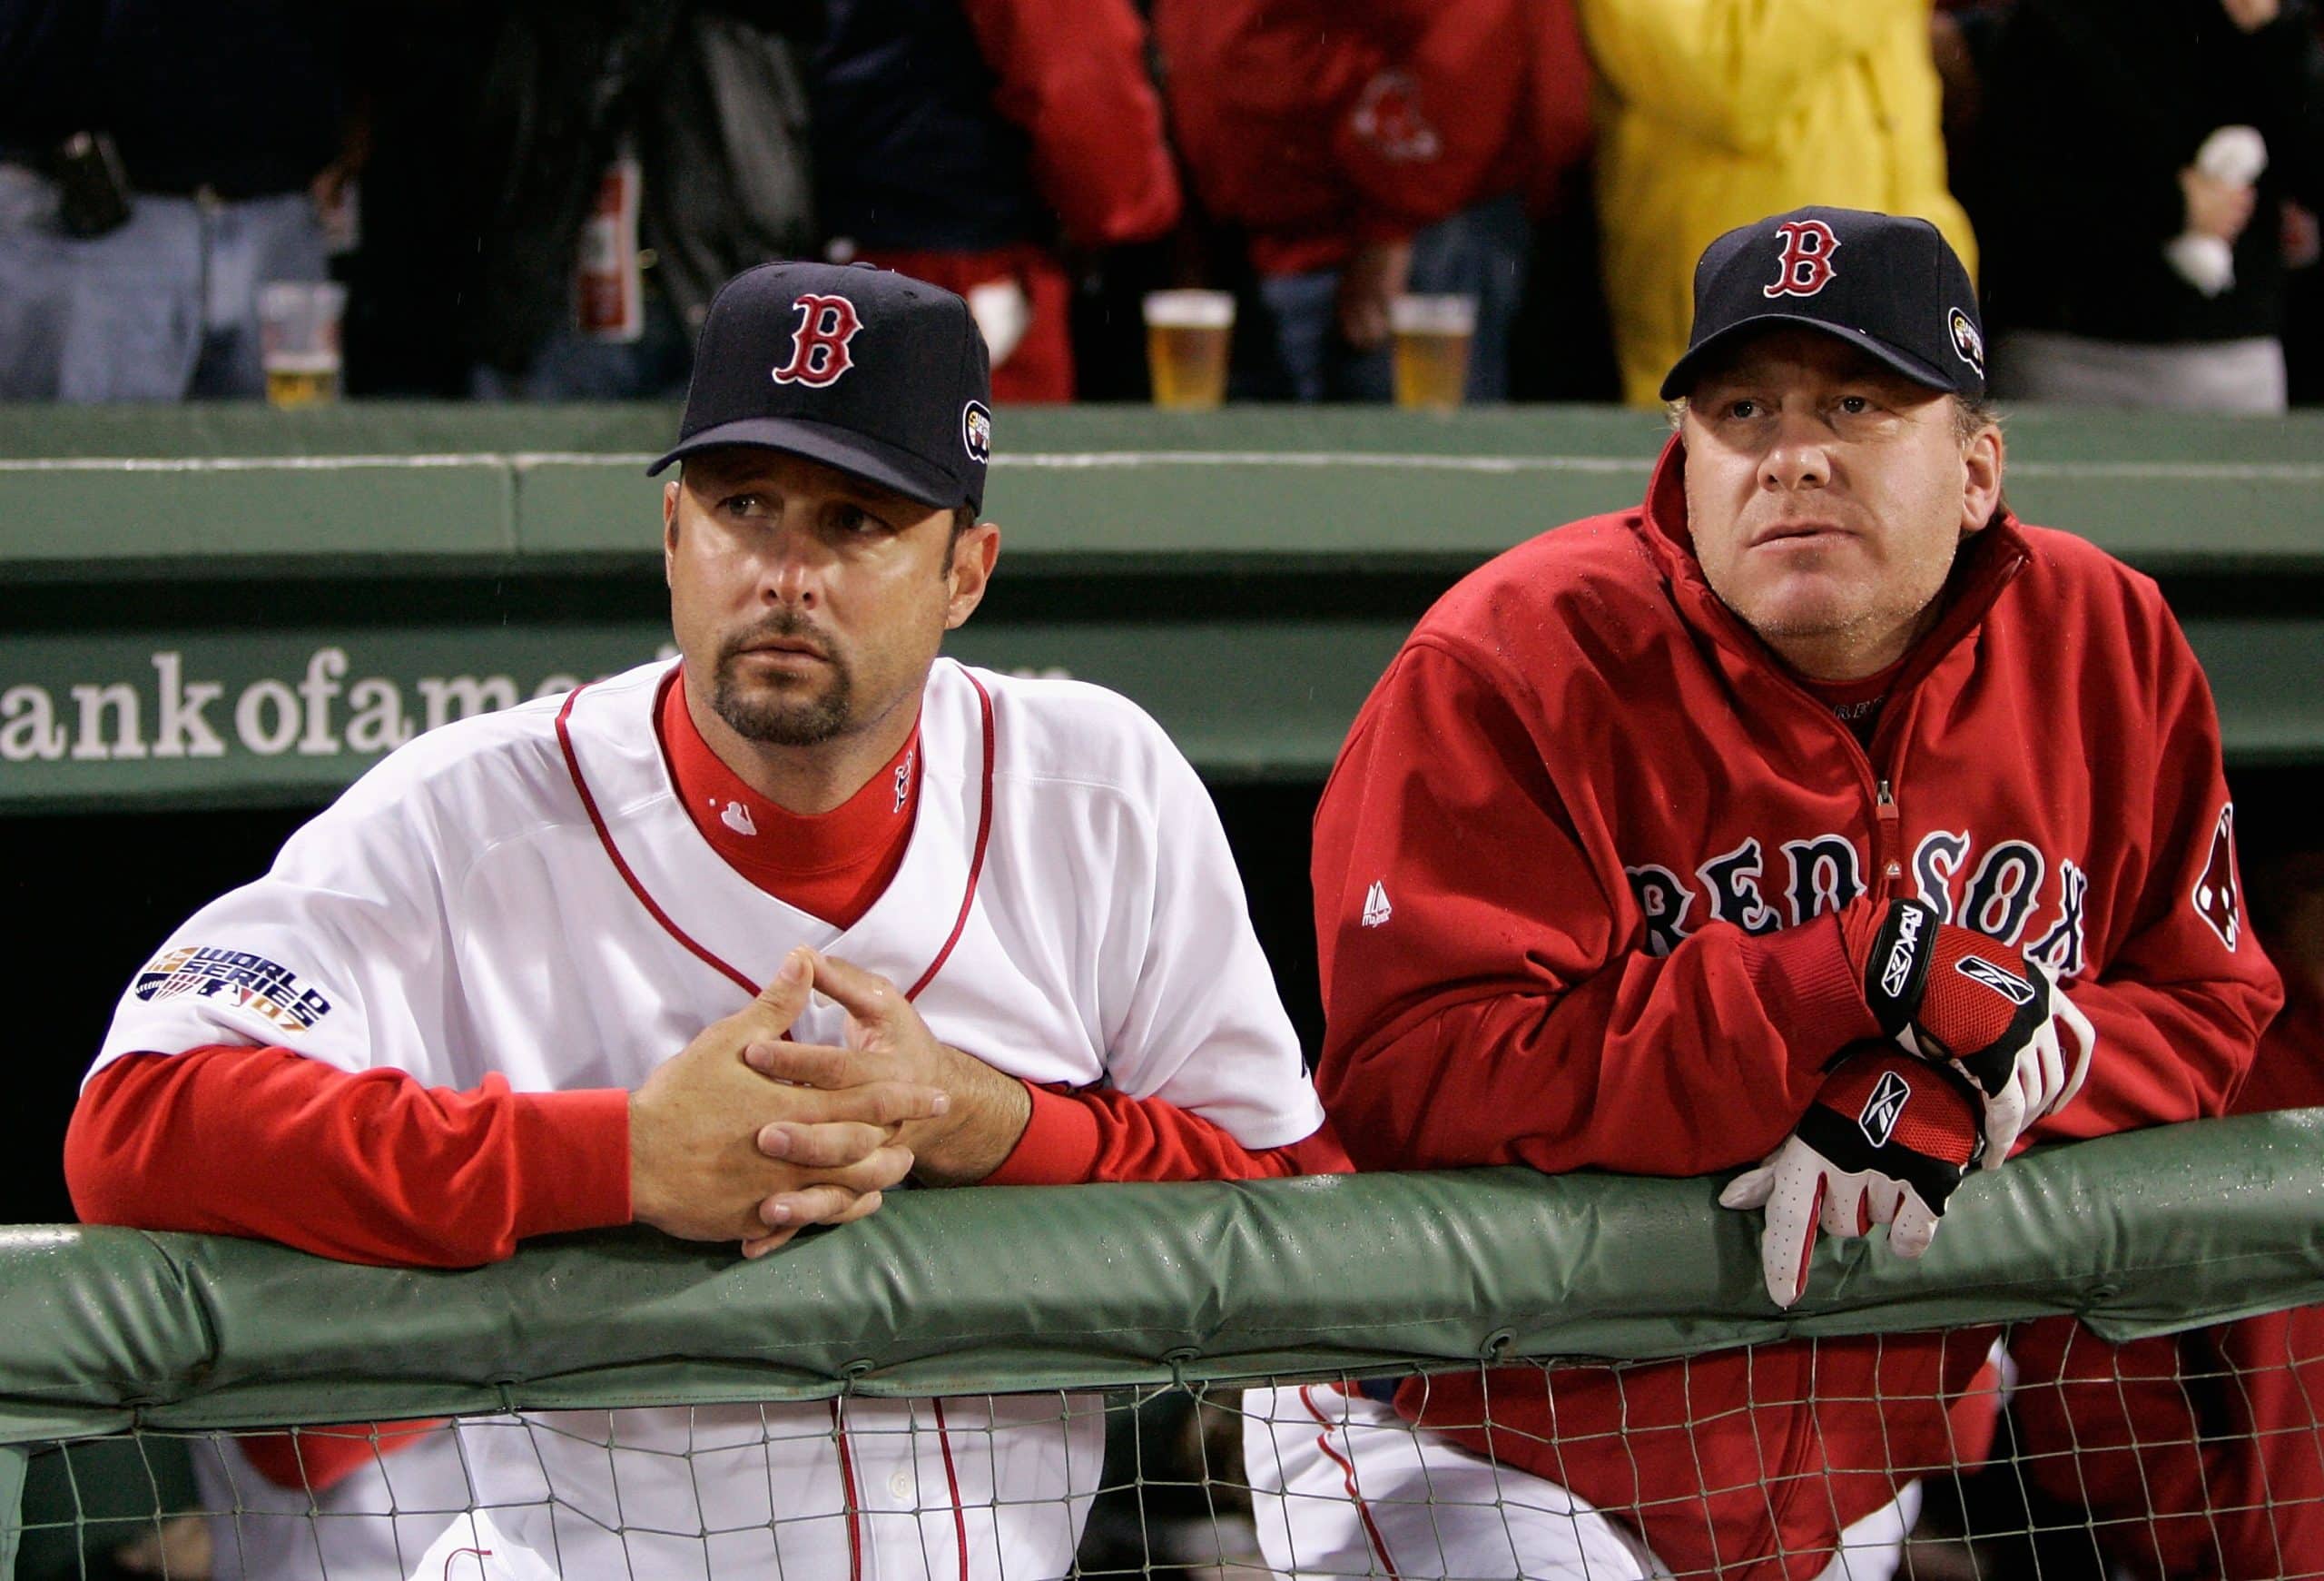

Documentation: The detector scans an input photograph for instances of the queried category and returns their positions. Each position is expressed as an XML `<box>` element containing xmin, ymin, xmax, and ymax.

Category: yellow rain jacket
<box><xmin>1576</xmin><ymin>0</ymin><xmax>1976</xmax><ymax>404</ymax></box>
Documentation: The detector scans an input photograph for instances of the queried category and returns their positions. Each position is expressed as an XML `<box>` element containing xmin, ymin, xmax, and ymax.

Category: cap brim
<box><xmin>647</xmin><ymin>417</ymin><xmax>970</xmax><ymax>509</ymax></box>
<box><xmin>1659</xmin><ymin>313</ymin><xmax>1963</xmax><ymax>401</ymax></box>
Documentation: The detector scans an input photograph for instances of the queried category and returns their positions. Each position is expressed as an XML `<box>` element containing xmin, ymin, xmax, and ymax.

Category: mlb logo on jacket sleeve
<box><xmin>2192</xmin><ymin>803</ymin><xmax>2243</xmax><ymax>951</ymax></box>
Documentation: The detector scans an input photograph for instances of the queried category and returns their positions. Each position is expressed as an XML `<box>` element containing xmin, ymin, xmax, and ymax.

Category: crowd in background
<box><xmin>5</xmin><ymin>7</ymin><xmax>2324</xmax><ymax>1579</ymax></box>
<box><xmin>0</xmin><ymin>0</ymin><xmax>2319</xmax><ymax>410</ymax></box>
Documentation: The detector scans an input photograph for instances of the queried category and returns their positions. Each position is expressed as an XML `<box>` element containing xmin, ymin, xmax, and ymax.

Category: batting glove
<box><xmin>1720</xmin><ymin>1043</ymin><xmax>1984</xmax><ymax>1309</ymax></box>
<box><xmin>1848</xmin><ymin>898</ymin><xmax>2095</xmax><ymax>1165</ymax></box>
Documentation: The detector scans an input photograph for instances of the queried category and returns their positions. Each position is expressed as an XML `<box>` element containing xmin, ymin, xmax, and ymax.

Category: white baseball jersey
<box><xmin>94</xmin><ymin>657</ymin><xmax>1324</xmax><ymax>1580</ymax></box>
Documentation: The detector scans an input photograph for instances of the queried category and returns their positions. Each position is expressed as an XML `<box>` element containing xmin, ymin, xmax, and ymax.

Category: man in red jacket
<box><xmin>1153</xmin><ymin>0</ymin><xmax>1592</xmax><ymax>401</ymax></box>
<box><xmin>1247</xmin><ymin>208</ymin><xmax>2281</xmax><ymax>1579</ymax></box>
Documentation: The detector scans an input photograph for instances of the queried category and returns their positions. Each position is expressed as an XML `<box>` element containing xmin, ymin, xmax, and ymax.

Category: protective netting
<box><xmin>15</xmin><ymin>1309</ymin><xmax>2324</xmax><ymax>1579</ymax></box>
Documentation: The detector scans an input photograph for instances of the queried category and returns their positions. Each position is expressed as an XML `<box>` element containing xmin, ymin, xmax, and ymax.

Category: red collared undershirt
<box><xmin>657</xmin><ymin>667</ymin><xmax>921</xmax><ymax>932</ymax></box>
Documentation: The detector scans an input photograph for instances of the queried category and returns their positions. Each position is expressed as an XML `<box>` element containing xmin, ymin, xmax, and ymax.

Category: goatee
<box><xmin>711</xmin><ymin>617</ymin><xmax>853</xmax><ymax>746</ymax></box>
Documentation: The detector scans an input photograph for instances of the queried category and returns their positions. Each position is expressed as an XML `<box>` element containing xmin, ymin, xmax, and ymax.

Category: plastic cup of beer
<box><xmin>1142</xmin><ymin>290</ymin><xmax>1235</xmax><ymax>410</ymax></box>
<box><xmin>1390</xmin><ymin>293</ymin><xmax>1478</xmax><ymax>410</ymax></box>
<box><xmin>258</xmin><ymin>282</ymin><xmax>347</xmax><ymax>408</ymax></box>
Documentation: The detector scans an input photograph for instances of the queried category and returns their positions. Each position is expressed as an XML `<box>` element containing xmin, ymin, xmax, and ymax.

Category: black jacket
<box><xmin>1971</xmin><ymin>0</ymin><xmax>2324</xmax><ymax>343</ymax></box>
<box><xmin>812</xmin><ymin>0</ymin><xmax>1045</xmax><ymax>252</ymax></box>
<box><xmin>0</xmin><ymin>0</ymin><xmax>340</xmax><ymax>197</ymax></box>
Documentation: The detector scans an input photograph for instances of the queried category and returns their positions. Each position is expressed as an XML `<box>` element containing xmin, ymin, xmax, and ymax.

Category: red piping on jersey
<box><xmin>932</xmin><ymin>1398</ymin><xmax>970</xmax><ymax>1581</ymax></box>
<box><xmin>556</xmin><ymin>686</ymin><xmax>758</xmax><ymax>998</ymax></box>
<box><xmin>904</xmin><ymin>668</ymin><xmax>996</xmax><ymax>1003</ymax></box>
<box><xmin>555</xmin><ymin>668</ymin><xmax>995</xmax><ymax>1004</ymax></box>
<box><xmin>831</xmin><ymin>1398</ymin><xmax>865</xmax><ymax>1581</ymax></box>
<box><xmin>1301</xmin><ymin>1386</ymin><xmax>1401</xmax><ymax>1579</ymax></box>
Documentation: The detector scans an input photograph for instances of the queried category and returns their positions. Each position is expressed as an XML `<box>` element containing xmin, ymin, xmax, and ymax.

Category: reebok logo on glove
<box><xmin>1879</xmin><ymin>905</ymin><xmax>1925</xmax><ymax>998</ymax></box>
<box><xmin>1956</xmin><ymin>955</ymin><xmax>2036</xmax><ymax>1005</ymax></box>
<box><xmin>1857</xmin><ymin>1069</ymin><xmax>1912</xmax><ymax>1148</ymax></box>
<box><xmin>1846</xmin><ymin>896</ymin><xmax>2095</xmax><ymax>1166</ymax></box>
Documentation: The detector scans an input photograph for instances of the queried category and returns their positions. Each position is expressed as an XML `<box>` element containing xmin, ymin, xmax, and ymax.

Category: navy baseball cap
<box><xmin>650</xmin><ymin>261</ymin><xmax>993</xmax><ymax>512</ymax></box>
<box><xmin>1659</xmin><ymin>207</ymin><xmax>1986</xmax><ymax>401</ymax></box>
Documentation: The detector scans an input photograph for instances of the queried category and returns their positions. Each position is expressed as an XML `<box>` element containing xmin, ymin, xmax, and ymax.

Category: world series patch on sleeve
<box><xmin>133</xmin><ymin>946</ymin><xmax>333</xmax><ymax>1033</ymax></box>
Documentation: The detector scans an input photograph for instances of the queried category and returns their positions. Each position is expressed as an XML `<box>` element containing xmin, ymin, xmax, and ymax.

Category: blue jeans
<box><xmin>0</xmin><ymin>164</ymin><xmax>329</xmax><ymax>401</ymax></box>
<box><xmin>1253</xmin><ymin>193</ymin><xmax>1531</xmax><ymax>403</ymax></box>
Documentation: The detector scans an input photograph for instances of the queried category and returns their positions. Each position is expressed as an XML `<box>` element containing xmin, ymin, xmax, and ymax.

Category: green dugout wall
<box><xmin>3</xmin><ymin>403</ymin><xmax>2323</xmax><ymax>814</ymax></box>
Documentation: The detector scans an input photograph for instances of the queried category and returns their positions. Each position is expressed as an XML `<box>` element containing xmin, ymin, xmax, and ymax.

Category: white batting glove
<box><xmin>1720</xmin><ymin>1044</ymin><xmax>1985</xmax><ymax>1309</ymax></box>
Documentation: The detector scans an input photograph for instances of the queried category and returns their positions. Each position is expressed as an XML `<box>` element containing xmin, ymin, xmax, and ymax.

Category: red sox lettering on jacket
<box><xmin>1628</xmin><ymin>792</ymin><xmax>2242</xmax><ymax>978</ymax></box>
<box><xmin>1627</xmin><ymin>824</ymin><xmax>2094</xmax><ymax>977</ymax></box>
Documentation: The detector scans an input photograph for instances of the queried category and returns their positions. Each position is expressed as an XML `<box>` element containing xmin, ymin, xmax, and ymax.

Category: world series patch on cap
<box><xmin>650</xmin><ymin>261</ymin><xmax>994</xmax><ymax>512</ymax></box>
<box><xmin>1659</xmin><ymin>206</ymin><xmax>1985</xmax><ymax>402</ymax></box>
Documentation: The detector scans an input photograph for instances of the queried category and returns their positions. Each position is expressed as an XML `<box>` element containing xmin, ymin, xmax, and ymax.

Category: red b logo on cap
<box><xmin>773</xmin><ymin>294</ymin><xmax>862</xmax><ymax>388</ymax></box>
<box><xmin>1763</xmin><ymin>220</ymin><xmax>1842</xmax><ymax>299</ymax></box>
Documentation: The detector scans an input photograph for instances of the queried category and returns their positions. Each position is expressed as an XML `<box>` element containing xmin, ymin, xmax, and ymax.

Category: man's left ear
<box><xmin>1961</xmin><ymin>424</ymin><xmax>2004</xmax><ymax>536</ymax></box>
<box><xmin>945</xmin><ymin>521</ymin><xmax>1001</xmax><ymax>629</ymax></box>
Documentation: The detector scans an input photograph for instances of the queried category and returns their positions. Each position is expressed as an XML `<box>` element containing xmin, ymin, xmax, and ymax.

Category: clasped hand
<box><xmin>629</xmin><ymin>946</ymin><xmax>1030</xmax><ymax>1259</ymax></box>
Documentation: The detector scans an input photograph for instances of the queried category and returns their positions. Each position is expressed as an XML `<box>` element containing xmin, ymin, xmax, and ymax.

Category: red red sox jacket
<box><xmin>1311</xmin><ymin>437</ymin><xmax>2283</xmax><ymax>1578</ymax></box>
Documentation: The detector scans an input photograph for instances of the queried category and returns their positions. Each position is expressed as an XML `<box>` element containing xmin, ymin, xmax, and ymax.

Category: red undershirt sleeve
<box><xmin>981</xmin><ymin>1081</ymin><xmax>1353</xmax><ymax>1185</ymax></box>
<box><xmin>64</xmin><ymin>1045</ymin><xmax>632</xmax><ymax>1270</ymax></box>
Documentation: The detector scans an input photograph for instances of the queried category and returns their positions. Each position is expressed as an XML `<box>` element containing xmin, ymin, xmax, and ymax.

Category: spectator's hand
<box><xmin>965</xmin><ymin>275</ymin><xmax>1031</xmax><ymax>370</ymax></box>
<box><xmin>629</xmin><ymin>950</ymin><xmax>947</xmax><ymax>1256</ymax></box>
<box><xmin>1335</xmin><ymin>238</ymin><xmax>1412</xmax><ymax>351</ymax></box>
<box><xmin>744</xmin><ymin>949</ymin><xmax>1033</xmax><ymax>1190</ymax></box>
<box><xmin>2181</xmin><ymin>166</ymin><xmax>2258</xmax><ymax>242</ymax></box>
<box><xmin>1843</xmin><ymin>899</ymin><xmax>2096</xmax><ymax>1163</ymax></box>
<box><xmin>2220</xmin><ymin>0</ymin><xmax>2280</xmax><ymax>31</ymax></box>
<box><xmin>309</xmin><ymin>160</ymin><xmax>356</xmax><ymax>222</ymax></box>
<box><xmin>1720</xmin><ymin>1044</ymin><xmax>1984</xmax><ymax>1308</ymax></box>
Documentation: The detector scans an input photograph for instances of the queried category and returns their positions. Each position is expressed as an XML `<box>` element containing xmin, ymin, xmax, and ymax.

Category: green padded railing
<box><xmin>4</xmin><ymin>1110</ymin><xmax>2323</xmax><ymax>1576</ymax></box>
<box><xmin>4</xmin><ymin>1109</ymin><xmax>2320</xmax><ymax>1448</ymax></box>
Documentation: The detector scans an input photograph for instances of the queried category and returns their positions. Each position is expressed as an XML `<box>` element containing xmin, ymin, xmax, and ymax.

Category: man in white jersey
<box><xmin>67</xmin><ymin>261</ymin><xmax>1344</xmax><ymax>1580</ymax></box>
